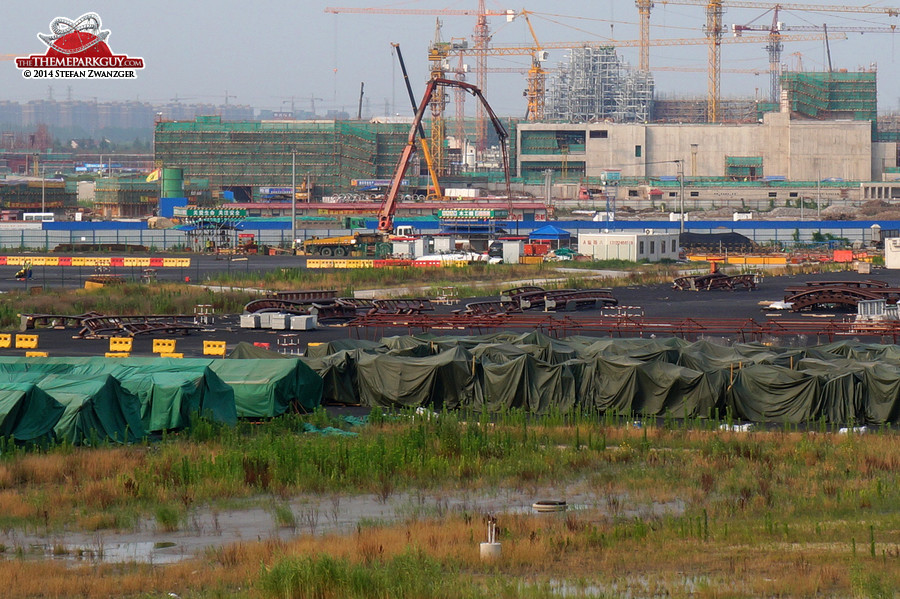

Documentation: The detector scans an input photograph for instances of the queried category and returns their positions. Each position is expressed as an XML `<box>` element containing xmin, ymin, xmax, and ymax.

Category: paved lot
<box><xmin>9</xmin><ymin>260</ymin><xmax>896</xmax><ymax>358</ymax></box>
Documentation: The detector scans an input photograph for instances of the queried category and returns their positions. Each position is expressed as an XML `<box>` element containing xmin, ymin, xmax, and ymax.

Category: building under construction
<box><xmin>154</xmin><ymin>116</ymin><xmax>413</xmax><ymax>201</ymax></box>
<box><xmin>94</xmin><ymin>176</ymin><xmax>211</xmax><ymax>218</ymax></box>
<box><xmin>779</xmin><ymin>71</ymin><xmax>877</xmax><ymax>122</ymax></box>
<box><xmin>545</xmin><ymin>47</ymin><xmax>654</xmax><ymax>123</ymax></box>
<box><xmin>651</xmin><ymin>71</ymin><xmax>877</xmax><ymax>124</ymax></box>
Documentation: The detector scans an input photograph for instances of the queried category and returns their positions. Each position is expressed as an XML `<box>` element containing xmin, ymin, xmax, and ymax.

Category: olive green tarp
<box><xmin>0</xmin><ymin>372</ymin><xmax>145</xmax><ymax>445</ymax></box>
<box><xmin>209</xmin><ymin>358</ymin><xmax>322</xmax><ymax>417</ymax></box>
<box><xmin>293</xmin><ymin>335</ymin><xmax>900</xmax><ymax>424</ymax></box>
<box><xmin>0</xmin><ymin>383</ymin><xmax>64</xmax><ymax>443</ymax></box>
<box><xmin>355</xmin><ymin>347</ymin><xmax>476</xmax><ymax>410</ymax></box>
<box><xmin>0</xmin><ymin>357</ymin><xmax>236</xmax><ymax>433</ymax></box>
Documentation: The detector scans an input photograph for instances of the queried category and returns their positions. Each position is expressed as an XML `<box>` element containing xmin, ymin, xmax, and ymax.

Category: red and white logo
<box><xmin>16</xmin><ymin>12</ymin><xmax>144</xmax><ymax>79</ymax></box>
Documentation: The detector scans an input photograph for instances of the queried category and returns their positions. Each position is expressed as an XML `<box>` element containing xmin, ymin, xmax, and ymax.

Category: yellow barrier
<box><xmin>160</xmin><ymin>352</ymin><xmax>184</xmax><ymax>359</ymax></box>
<box><xmin>123</xmin><ymin>257</ymin><xmax>143</xmax><ymax>267</ymax></box>
<box><xmin>72</xmin><ymin>257</ymin><xmax>86</xmax><ymax>266</ymax></box>
<box><xmin>105</xmin><ymin>352</ymin><xmax>130</xmax><ymax>358</ymax></box>
<box><xmin>109</xmin><ymin>337</ymin><xmax>133</xmax><ymax>353</ymax></box>
<box><xmin>153</xmin><ymin>339</ymin><xmax>177</xmax><ymax>354</ymax></box>
<box><xmin>203</xmin><ymin>340</ymin><xmax>227</xmax><ymax>357</ymax></box>
<box><xmin>332</xmin><ymin>259</ymin><xmax>351</xmax><ymax>269</ymax></box>
<box><xmin>175</xmin><ymin>258</ymin><xmax>191</xmax><ymax>267</ymax></box>
<box><xmin>15</xmin><ymin>334</ymin><xmax>38</xmax><ymax>349</ymax></box>
<box><xmin>163</xmin><ymin>258</ymin><xmax>179</xmax><ymax>267</ymax></box>
<box><xmin>0</xmin><ymin>334</ymin><xmax>10</xmax><ymax>349</ymax></box>
<box><xmin>358</xmin><ymin>260</ymin><xmax>374</xmax><ymax>269</ymax></box>
<box><xmin>25</xmin><ymin>351</ymin><xmax>48</xmax><ymax>357</ymax></box>
<box><xmin>7</xmin><ymin>257</ymin><xmax>26</xmax><ymax>266</ymax></box>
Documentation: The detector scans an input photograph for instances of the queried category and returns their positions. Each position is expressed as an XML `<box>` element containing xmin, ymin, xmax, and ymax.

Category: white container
<box><xmin>270</xmin><ymin>314</ymin><xmax>289</xmax><ymax>330</ymax></box>
<box><xmin>257</xmin><ymin>313</ymin><xmax>274</xmax><ymax>329</ymax></box>
<box><xmin>240</xmin><ymin>314</ymin><xmax>260</xmax><ymax>329</ymax></box>
<box><xmin>479</xmin><ymin>542</ymin><xmax>501</xmax><ymax>560</ymax></box>
<box><xmin>290</xmin><ymin>315</ymin><xmax>318</xmax><ymax>330</ymax></box>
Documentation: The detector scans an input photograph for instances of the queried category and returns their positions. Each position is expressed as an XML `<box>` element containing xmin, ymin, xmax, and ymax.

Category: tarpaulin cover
<box><xmin>0</xmin><ymin>372</ymin><xmax>145</xmax><ymax>445</ymax></box>
<box><xmin>0</xmin><ymin>357</ymin><xmax>236</xmax><ymax>433</ymax></box>
<box><xmin>355</xmin><ymin>347</ymin><xmax>476</xmax><ymax>409</ymax></box>
<box><xmin>727</xmin><ymin>364</ymin><xmax>823</xmax><ymax>424</ymax></box>
<box><xmin>209</xmin><ymin>358</ymin><xmax>322</xmax><ymax>417</ymax></box>
<box><xmin>0</xmin><ymin>383</ymin><xmax>64</xmax><ymax>442</ymax></box>
<box><xmin>291</xmin><ymin>335</ymin><xmax>900</xmax><ymax>423</ymax></box>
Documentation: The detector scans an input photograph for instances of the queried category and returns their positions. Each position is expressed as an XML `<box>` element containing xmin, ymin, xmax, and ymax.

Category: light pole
<box><xmin>41</xmin><ymin>165</ymin><xmax>46</xmax><ymax>214</ymax></box>
<box><xmin>291</xmin><ymin>150</ymin><xmax>296</xmax><ymax>253</ymax></box>
<box><xmin>675</xmin><ymin>159</ymin><xmax>685</xmax><ymax>234</ymax></box>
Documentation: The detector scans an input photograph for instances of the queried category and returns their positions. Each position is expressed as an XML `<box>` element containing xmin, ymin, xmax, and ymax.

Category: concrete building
<box><xmin>578</xmin><ymin>231</ymin><xmax>679</xmax><ymax>262</ymax></box>
<box><xmin>517</xmin><ymin>112</ymin><xmax>881</xmax><ymax>183</ymax></box>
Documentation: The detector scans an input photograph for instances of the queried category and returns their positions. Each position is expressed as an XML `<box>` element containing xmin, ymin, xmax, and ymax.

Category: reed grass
<box><xmin>0</xmin><ymin>411</ymin><xmax>896</xmax><ymax>597</ymax></box>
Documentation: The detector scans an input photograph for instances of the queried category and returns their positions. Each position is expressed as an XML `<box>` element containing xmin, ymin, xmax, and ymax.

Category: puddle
<box><xmin>0</xmin><ymin>486</ymin><xmax>684</xmax><ymax>565</ymax></box>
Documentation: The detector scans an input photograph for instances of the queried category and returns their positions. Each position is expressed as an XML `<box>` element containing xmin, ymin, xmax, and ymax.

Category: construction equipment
<box><xmin>733</xmin><ymin>7</ymin><xmax>899</xmax><ymax>102</ymax></box>
<box><xmin>300</xmin><ymin>78</ymin><xmax>511</xmax><ymax>256</ymax></box>
<box><xmin>647</xmin><ymin>1</ymin><xmax>900</xmax><ymax>121</ymax></box>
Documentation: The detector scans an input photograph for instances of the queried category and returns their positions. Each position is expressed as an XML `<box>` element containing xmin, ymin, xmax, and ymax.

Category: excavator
<box><xmin>300</xmin><ymin>76</ymin><xmax>512</xmax><ymax>257</ymax></box>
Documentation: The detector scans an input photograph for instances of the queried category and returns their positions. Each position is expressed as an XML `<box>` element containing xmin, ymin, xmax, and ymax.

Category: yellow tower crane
<box><xmin>641</xmin><ymin>1</ymin><xmax>900</xmax><ymax>121</ymax></box>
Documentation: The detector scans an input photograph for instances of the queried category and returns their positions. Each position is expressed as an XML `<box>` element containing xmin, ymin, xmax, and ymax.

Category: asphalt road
<box><xmin>7</xmin><ymin>254</ymin><xmax>898</xmax><ymax>357</ymax></box>
<box><xmin>1</xmin><ymin>252</ymin><xmax>310</xmax><ymax>293</ymax></box>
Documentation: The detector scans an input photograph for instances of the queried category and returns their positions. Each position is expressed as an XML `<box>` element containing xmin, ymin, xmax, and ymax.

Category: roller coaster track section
<box><xmin>783</xmin><ymin>281</ymin><xmax>900</xmax><ymax>312</ymax></box>
<box><xmin>345</xmin><ymin>313</ymin><xmax>900</xmax><ymax>343</ymax></box>
<box><xmin>672</xmin><ymin>272</ymin><xmax>759</xmax><ymax>291</ymax></box>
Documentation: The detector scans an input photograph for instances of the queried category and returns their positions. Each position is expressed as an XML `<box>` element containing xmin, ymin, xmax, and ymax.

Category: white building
<box><xmin>578</xmin><ymin>231</ymin><xmax>679</xmax><ymax>262</ymax></box>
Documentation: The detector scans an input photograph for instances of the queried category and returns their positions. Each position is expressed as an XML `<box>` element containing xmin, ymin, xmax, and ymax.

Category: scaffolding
<box><xmin>651</xmin><ymin>97</ymin><xmax>761</xmax><ymax>123</ymax></box>
<box><xmin>94</xmin><ymin>176</ymin><xmax>210</xmax><ymax>218</ymax></box>
<box><xmin>780</xmin><ymin>71</ymin><xmax>877</xmax><ymax>121</ymax></box>
<box><xmin>154</xmin><ymin>116</ymin><xmax>414</xmax><ymax>200</ymax></box>
<box><xmin>545</xmin><ymin>47</ymin><xmax>653</xmax><ymax>123</ymax></box>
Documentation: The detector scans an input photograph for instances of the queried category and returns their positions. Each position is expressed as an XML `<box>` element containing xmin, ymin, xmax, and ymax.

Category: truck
<box><xmin>300</xmin><ymin>74</ymin><xmax>511</xmax><ymax>258</ymax></box>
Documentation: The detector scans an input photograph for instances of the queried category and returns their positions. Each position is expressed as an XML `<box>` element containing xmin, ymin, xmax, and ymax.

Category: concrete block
<box><xmin>240</xmin><ymin>314</ymin><xmax>260</xmax><ymax>329</ymax></box>
<box><xmin>257</xmin><ymin>313</ymin><xmax>273</xmax><ymax>329</ymax></box>
<box><xmin>270</xmin><ymin>314</ymin><xmax>289</xmax><ymax>330</ymax></box>
<box><xmin>290</xmin><ymin>315</ymin><xmax>318</xmax><ymax>330</ymax></box>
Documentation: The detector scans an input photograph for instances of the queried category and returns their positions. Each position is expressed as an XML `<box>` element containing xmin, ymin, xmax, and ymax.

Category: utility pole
<box><xmin>676</xmin><ymin>159</ymin><xmax>685</xmax><ymax>234</ymax></box>
<box><xmin>291</xmin><ymin>151</ymin><xmax>296</xmax><ymax>253</ymax></box>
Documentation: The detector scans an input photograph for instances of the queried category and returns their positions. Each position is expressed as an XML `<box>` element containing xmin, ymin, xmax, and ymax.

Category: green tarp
<box><xmin>0</xmin><ymin>372</ymin><xmax>145</xmax><ymax>445</ymax></box>
<box><xmin>209</xmin><ymin>358</ymin><xmax>322</xmax><ymax>417</ymax></box>
<box><xmin>295</xmin><ymin>335</ymin><xmax>900</xmax><ymax>424</ymax></box>
<box><xmin>0</xmin><ymin>383</ymin><xmax>64</xmax><ymax>443</ymax></box>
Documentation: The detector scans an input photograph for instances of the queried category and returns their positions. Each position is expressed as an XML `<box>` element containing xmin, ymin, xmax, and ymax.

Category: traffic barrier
<box><xmin>109</xmin><ymin>337</ymin><xmax>133</xmax><ymax>353</ymax></box>
<box><xmin>72</xmin><ymin>257</ymin><xmax>86</xmax><ymax>266</ymax></box>
<box><xmin>15</xmin><ymin>334</ymin><xmax>38</xmax><ymax>349</ymax></box>
<box><xmin>153</xmin><ymin>339</ymin><xmax>177</xmax><ymax>354</ymax></box>
<box><xmin>0</xmin><ymin>257</ymin><xmax>6</xmax><ymax>266</ymax></box>
<box><xmin>253</xmin><ymin>342</ymin><xmax>271</xmax><ymax>350</ymax></box>
<box><xmin>149</xmin><ymin>258</ymin><xmax>164</xmax><ymax>267</ymax></box>
<box><xmin>110</xmin><ymin>257</ymin><xmax>125</xmax><ymax>267</ymax></box>
<box><xmin>7</xmin><ymin>257</ymin><xmax>26</xmax><ymax>266</ymax></box>
<box><xmin>160</xmin><ymin>352</ymin><xmax>184</xmax><ymax>359</ymax></box>
<box><xmin>163</xmin><ymin>258</ymin><xmax>179</xmax><ymax>267</ymax></box>
<box><xmin>57</xmin><ymin>256</ymin><xmax>72</xmax><ymax>266</ymax></box>
<box><xmin>203</xmin><ymin>340</ymin><xmax>227</xmax><ymax>357</ymax></box>
<box><xmin>0</xmin><ymin>334</ymin><xmax>10</xmax><ymax>348</ymax></box>
<box><xmin>123</xmin><ymin>257</ymin><xmax>143</xmax><ymax>267</ymax></box>
<box><xmin>332</xmin><ymin>259</ymin><xmax>351</xmax><ymax>269</ymax></box>
<box><xmin>105</xmin><ymin>352</ymin><xmax>130</xmax><ymax>358</ymax></box>
<box><xmin>25</xmin><ymin>351</ymin><xmax>48</xmax><ymax>357</ymax></box>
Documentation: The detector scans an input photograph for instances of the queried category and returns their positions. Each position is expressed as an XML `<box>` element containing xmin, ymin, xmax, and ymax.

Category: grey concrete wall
<box><xmin>518</xmin><ymin>115</ymin><xmax>875</xmax><ymax>183</ymax></box>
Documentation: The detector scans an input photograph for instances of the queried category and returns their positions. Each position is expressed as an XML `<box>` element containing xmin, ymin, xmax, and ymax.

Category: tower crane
<box><xmin>641</xmin><ymin>1</ymin><xmax>900</xmax><ymax>121</ymax></box>
<box><xmin>325</xmin><ymin>5</ymin><xmax>515</xmax><ymax>154</ymax></box>
<box><xmin>733</xmin><ymin>7</ymin><xmax>899</xmax><ymax>102</ymax></box>
<box><xmin>450</xmin><ymin>31</ymin><xmax>841</xmax><ymax>124</ymax></box>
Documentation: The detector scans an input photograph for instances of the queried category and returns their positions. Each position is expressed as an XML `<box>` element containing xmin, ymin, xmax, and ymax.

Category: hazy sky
<box><xmin>4</xmin><ymin>1</ymin><xmax>900</xmax><ymax>116</ymax></box>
